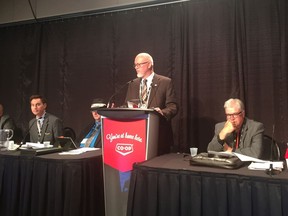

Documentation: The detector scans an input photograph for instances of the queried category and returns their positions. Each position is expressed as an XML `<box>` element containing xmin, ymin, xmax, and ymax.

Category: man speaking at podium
<box><xmin>125</xmin><ymin>53</ymin><xmax>178</xmax><ymax>155</ymax></box>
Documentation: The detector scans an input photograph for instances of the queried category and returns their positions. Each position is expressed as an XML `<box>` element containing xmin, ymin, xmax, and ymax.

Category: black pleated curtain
<box><xmin>0</xmin><ymin>0</ymin><xmax>287</xmax><ymax>154</ymax></box>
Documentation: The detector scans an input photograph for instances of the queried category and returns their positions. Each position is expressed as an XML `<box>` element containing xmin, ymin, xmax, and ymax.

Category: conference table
<box><xmin>0</xmin><ymin>149</ymin><xmax>105</xmax><ymax>216</ymax></box>
<box><xmin>127</xmin><ymin>153</ymin><xmax>288</xmax><ymax>216</ymax></box>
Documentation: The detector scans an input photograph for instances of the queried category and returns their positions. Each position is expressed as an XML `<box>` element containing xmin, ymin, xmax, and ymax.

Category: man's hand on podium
<box><xmin>154</xmin><ymin>107</ymin><xmax>163</xmax><ymax>116</ymax></box>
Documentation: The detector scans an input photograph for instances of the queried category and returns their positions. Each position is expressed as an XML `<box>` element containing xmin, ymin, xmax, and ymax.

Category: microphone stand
<box><xmin>107</xmin><ymin>79</ymin><xmax>135</xmax><ymax>108</ymax></box>
<box><xmin>265</xmin><ymin>125</ymin><xmax>281</xmax><ymax>176</ymax></box>
<box><xmin>265</xmin><ymin>163</ymin><xmax>281</xmax><ymax>176</ymax></box>
<box><xmin>17</xmin><ymin>119</ymin><xmax>36</xmax><ymax>150</ymax></box>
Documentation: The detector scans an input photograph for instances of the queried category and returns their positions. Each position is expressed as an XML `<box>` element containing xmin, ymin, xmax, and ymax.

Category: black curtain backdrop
<box><xmin>0</xmin><ymin>0</ymin><xmax>287</xmax><ymax>155</ymax></box>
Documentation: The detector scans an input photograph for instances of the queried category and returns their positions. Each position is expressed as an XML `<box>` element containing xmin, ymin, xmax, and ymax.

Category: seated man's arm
<box><xmin>207</xmin><ymin>122</ymin><xmax>226</xmax><ymax>152</ymax></box>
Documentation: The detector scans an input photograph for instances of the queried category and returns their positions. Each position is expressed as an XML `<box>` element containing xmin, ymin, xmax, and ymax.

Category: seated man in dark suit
<box><xmin>0</xmin><ymin>103</ymin><xmax>17</xmax><ymax>146</ymax></box>
<box><xmin>0</xmin><ymin>103</ymin><xmax>23</xmax><ymax>143</ymax></box>
<box><xmin>29</xmin><ymin>94</ymin><xmax>63</xmax><ymax>145</ymax></box>
<box><xmin>78</xmin><ymin>98</ymin><xmax>106</xmax><ymax>148</ymax></box>
<box><xmin>207</xmin><ymin>98</ymin><xmax>264</xmax><ymax>159</ymax></box>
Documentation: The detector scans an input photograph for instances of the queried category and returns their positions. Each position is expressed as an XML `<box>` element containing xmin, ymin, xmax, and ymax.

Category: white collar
<box><xmin>142</xmin><ymin>72</ymin><xmax>154</xmax><ymax>87</ymax></box>
<box><xmin>36</xmin><ymin>112</ymin><xmax>46</xmax><ymax>120</ymax></box>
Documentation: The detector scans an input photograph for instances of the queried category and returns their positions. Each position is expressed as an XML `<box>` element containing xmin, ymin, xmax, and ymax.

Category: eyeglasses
<box><xmin>133</xmin><ymin>61</ymin><xmax>148</xmax><ymax>68</ymax></box>
<box><xmin>226</xmin><ymin>111</ymin><xmax>242</xmax><ymax>118</ymax></box>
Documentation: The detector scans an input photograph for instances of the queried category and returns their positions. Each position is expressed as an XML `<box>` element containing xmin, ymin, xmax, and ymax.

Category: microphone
<box><xmin>270</xmin><ymin>124</ymin><xmax>275</xmax><ymax>161</ymax></box>
<box><xmin>19</xmin><ymin>119</ymin><xmax>37</xmax><ymax>147</ymax></box>
<box><xmin>107</xmin><ymin>79</ymin><xmax>135</xmax><ymax>108</ymax></box>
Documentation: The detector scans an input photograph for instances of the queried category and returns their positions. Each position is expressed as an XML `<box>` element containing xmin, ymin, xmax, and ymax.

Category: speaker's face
<box><xmin>30</xmin><ymin>98</ymin><xmax>47</xmax><ymax>117</ymax></box>
<box><xmin>134</xmin><ymin>56</ymin><xmax>152</xmax><ymax>79</ymax></box>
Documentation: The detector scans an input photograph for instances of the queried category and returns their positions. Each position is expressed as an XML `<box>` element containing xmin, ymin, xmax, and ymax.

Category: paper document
<box><xmin>208</xmin><ymin>151</ymin><xmax>280</xmax><ymax>166</ymax></box>
<box><xmin>59</xmin><ymin>147</ymin><xmax>100</xmax><ymax>155</ymax></box>
<box><xmin>248</xmin><ymin>161</ymin><xmax>284</xmax><ymax>171</ymax></box>
<box><xmin>207</xmin><ymin>151</ymin><xmax>263</xmax><ymax>161</ymax></box>
<box><xmin>20</xmin><ymin>142</ymin><xmax>53</xmax><ymax>149</ymax></box>
<box><xmin>233</xmin><ymin>153</ymin><xmax>266</xmax><ymax>162</ymax></box>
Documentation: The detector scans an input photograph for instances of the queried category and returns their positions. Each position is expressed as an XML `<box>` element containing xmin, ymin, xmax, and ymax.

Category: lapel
<box><xmin>240</xmin><ymin>118</ymin><xmax>248</xmax><ymax>146</ymax></box>
<box><xmin>148</xmin><ymin>74</ymin><xmax>160</xmax><ymax>107</ymax></box>
<box><xmin>135</xmin><ymin>78</ymin><xmax>141</xmax><ymax>98</ymax></box>
<box><xmin>0</xmin><ymin>116</ymin><xmax>5</xmax><ymax>129</ymax></box>
<box><xmin>0</xmin><ymin>115</ymin><xmax>9</xmax><ymax>129</ymax></box>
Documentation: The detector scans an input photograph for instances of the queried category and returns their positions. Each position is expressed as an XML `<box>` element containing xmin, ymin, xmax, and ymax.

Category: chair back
<box><xmin>63</xmin><ymin>127</ymin><xmax>76</xmax><ymax>141</ymax></box>
<box><xmin>262</xmin><ymin>135</ymin><xmax>280</xmax><ymax>161</ymax></box>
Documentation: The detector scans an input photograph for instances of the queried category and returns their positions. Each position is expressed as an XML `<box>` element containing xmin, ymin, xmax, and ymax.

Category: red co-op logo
<box><xmin>115</xmin><ymin>143</ymin><xmax>134</xmax><ymax>156</ymax></box>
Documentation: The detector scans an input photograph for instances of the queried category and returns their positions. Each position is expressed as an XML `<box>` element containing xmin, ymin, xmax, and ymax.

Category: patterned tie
<box><xmin>85</xmin><ymin>123</ymin><xmax>100</xmax><ymax>147</ymax></box>
<box><xmin>141</xmin><ymin>79</ymin><xmax>148</xmax><ymax>104</ymax></box>
<box><xmin>37</xmin><ymin>117</ymin><xmax>42</xmax><ymax>136</ymax></box>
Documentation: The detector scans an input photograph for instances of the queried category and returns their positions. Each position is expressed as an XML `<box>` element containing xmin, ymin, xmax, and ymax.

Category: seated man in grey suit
<box><xmin>28</xmin><ymin>94</ymin><xmax>63</xmax><ymax>145</ymax></box>
<box><xmin>207</xmin><ymin>98</ymin><xmax>264</xmax><ymax>159</ymax></box>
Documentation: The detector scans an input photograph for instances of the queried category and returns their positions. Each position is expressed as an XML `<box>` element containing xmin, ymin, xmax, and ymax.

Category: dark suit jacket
<box><xmin>125</xmin><ymin>73</ymin><xmax>178</xmax><ymax>120</ymax></box>
<box><xmin>125</xmin><ymin>73</ymin><xmax>178</xmax><ymax>155</ymax></box>
<box><xmin>0</xmin><ymin>114</ymin><xmax>16</xmax><ymax>130</ymax></box>
<box><xmin>207</xmin><ymin>118</ymin><xmax>264</xmax><ymax>159</ymax></box>
<box><xmin>29</xmin><ymin>112</ymin><xmax>63</xmax><ymax>145</ymax></box>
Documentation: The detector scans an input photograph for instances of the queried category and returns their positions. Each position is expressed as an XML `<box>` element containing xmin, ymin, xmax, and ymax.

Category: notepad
<box><xmin>248</xmin><ymin>161</ymin><xmax>284</xmax><ymax>171</ymax></box>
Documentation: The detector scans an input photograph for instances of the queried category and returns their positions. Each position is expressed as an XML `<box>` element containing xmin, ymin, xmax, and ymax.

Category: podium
<box><xmin>97</xmin><ymin>108</ymin><xmax>160</xmax><ymax>216</ymax></box>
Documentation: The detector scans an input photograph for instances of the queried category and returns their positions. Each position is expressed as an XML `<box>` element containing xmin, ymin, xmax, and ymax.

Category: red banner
<box><xmin>102</xmin><ymin>118</ymin><xmax>147</xmax><ymax>172</ymax></box>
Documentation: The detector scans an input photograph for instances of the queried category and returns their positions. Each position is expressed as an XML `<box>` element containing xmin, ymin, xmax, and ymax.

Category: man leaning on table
<box><xmin>207</xmin><ymin>98</ymin><xmax>264</xmax><ymax>159</ymax></box>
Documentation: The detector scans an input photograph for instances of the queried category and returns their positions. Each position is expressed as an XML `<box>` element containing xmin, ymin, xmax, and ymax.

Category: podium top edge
<box><xmin>98</xmin><ymin>108</ymin><xmax>155</xmax><ymax>112</ymax></box>
<box><xmin>97</xmin><ymin>108</ymin><xmax>159</xmax><ymax>118</ymax></box>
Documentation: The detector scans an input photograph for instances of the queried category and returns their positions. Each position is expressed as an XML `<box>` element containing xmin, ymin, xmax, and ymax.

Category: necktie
<box><xmin>37</xmin><ymin>117</ymin><xmax>42</xmax><ymax>136</ymax></box>
<box><xmin>141</xmin><ymin>79</ymin><xmax>148</xmax><ymax>104</ymax></box>
<box><xmin>85</xmin><ymin>124</ymin><xmax>100</xmax><ymax>147</ymax></box>
<box><xmin>235</xmin><ymin>131</ymin><xmax>240</xmax><ymax>149</ymax></box>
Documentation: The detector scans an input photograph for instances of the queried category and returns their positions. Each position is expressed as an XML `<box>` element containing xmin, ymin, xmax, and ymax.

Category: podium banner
<box><xmin>103</xmin><ymin>118</ymin><xmax>146</xmax><ymax>172</ymax></box>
